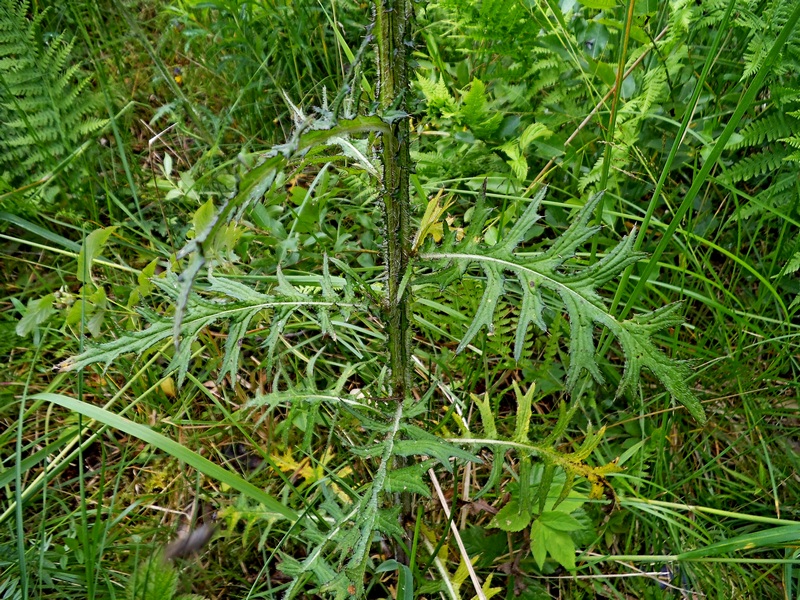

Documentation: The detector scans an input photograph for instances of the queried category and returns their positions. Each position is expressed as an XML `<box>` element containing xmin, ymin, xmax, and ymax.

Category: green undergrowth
<box><xmin>2</xmin><ymin>0</ymin><xmax>800</xmax><ymax>599</ymax></box>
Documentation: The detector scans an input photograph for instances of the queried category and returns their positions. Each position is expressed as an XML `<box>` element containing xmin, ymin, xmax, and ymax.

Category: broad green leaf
<box><xmin>77</xmin><ymin>226</ymin><xmax>117</xmax><ymax>283</ymax></box>
<box><xmin>33</xmin><ymin>392</ymin><xmax>297</xmax><ymax>521</ymax></box>
<box><xmin>538</xmin><ymin>510</ymin><xmax>584</xmax><ymax>532</ymax></box>
<box><xmin>541</xmin><ymin>526</ymin><xmax>576</xmax><ymax>570</ymax></box>
<box><xmin>532</xmin><ymin>512</ymin><xmax>581</xmax><ymax>570</ymax></box>
<box><xmin>376</xmin><ymin>560</ymin><xmax>414</xmax><ymax>600</ymax></box>
<box><xmin>192</xmin><ymin>198</ymin><xmax>216</xmax><ymax>239</ymax></box>
<box><xmin>16</xmin><ymin>294</ymin><xmax>55</xmax><ymax>337</ymax></box>
<box><xmin>530</xmin><ymin>519</ymin><xmax>548</xmax><ymax>569</ymax></box>
<box><xmin>489</xmin><ymin>498</ymin><xmax>532</xmax><ymax>532</ymax></box>
<box><xmin>162</xmin><ymin>152</ymin><xmax>173</xmax><ymax>177</ymax></box>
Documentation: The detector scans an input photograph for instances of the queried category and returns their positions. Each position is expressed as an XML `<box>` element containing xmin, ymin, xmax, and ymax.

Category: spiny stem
<box><xmin>375</xmin><ymin>0</ymin><xmax>413</xmax><ymax>401</ymax></box>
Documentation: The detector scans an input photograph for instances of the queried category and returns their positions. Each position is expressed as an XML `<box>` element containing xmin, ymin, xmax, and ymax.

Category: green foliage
<box><xmin>723</xmin><ymin>100</ymin><xmax>800</xmax><ymax>222</ymax></box>
<box><xmin>0</xmin><ymin>575</ymin><xmax>22</xmax><ymax>600</ymax></box>
<box><xmin>60</xmin><ymin>264</ymin><xmax>362</xmax><ymax>387</ymax></box>
<box><xmin>126</xmin><ymin>552</ymin><xmax>206</xmax><ymax>600</ymax></box>
<box><xmin>53</xmin><ymin>76</ymin><xmax>703</xmax><ymax>596</ymax></box>
<box><xmin>419</xmin><ymin>189</ymin><xmax>704</xmax><ymax>422</ymax></box>
<box><xmin>7</xmin><ymin>0</ymin><xmax>800</xmax><ymax>598</ymax></box>
<box><xmin>529</xmin><ymin>510</ymin><xmax>583</xmax><ymax>571</ymax></box>
<box><xmin>163</xmin><ymin>0</ymin><xmax>362</xmax><ymax>144</ymax></box>
<box><xmin>415</xmin><ymin>75</ymin><xmax>504</xmax><ymax>140</ymax></box>
<box><xmin>0</xmin><ymin>0</ymin><xmax>105</xmax><ymax>207</ymax></box>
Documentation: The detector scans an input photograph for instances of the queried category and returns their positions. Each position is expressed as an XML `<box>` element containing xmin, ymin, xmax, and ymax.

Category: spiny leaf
<box><xmin>61</xmin><ymin>273</ymin><xmax>361</xmax><ymax>386</ymax></box>
<box><xmin>390</xmin><ymin>439</ymin><xmax>480</xmax><ymax>472</ymax></box>
<box><xmin>544</xmin><ymin>401</ymin><xmax>572</xmax><ymax>445</ymax></box>
<box><xmin>537</xmin><ymin>464</ymin><xmax>556</xmax><ymax>514</ymax></box>
<box><xmin>512</xmin><ymin>381</ymin><xmax>535</xmax><ymax>443</ymax></box>
<box><xmin>552</xmin><ymin>473</ymin><xmax>576</xmax><ymax>511</ymax></box>
<box><xmin>472</xmin><ymin>392</ymin><xmax>497</xmax><ymax>439</ymax></box>
<box><xmin>384</xmin><ymin>463</ymin><xmax>433</xmax><ymax>497</ymax></box>
<box><xmin>375</xmin><ymin>506</ymin><xmax>404</xmax><ymax>539</ymax></box>
<box><xmin>419</xmin><ymin>188</ymin><xmax>705</xmax><ymax>423</ymax></box>
<box><xmin>571</xmin><ymin>425</ymin><xmax>605</xmax><ymax>462</ymax></box>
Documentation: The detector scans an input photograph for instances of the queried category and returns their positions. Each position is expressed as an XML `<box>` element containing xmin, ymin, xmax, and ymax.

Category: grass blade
<box><xmin>33</xmin><ymin>392</ymin><xmax>298</xmax><ymax>522</ymax></box>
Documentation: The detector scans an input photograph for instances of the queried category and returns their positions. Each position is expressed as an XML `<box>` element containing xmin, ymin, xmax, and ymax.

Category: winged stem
<box><xmin>375</xmin><ymin>0</ymin><xmax>413</xmax><ymax>401</ymax></box>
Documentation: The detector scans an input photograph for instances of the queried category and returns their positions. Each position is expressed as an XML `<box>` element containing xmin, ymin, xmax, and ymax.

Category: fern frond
<box><xmin>729</xmin><ymin>113</ymin><xmax>796</xmax><ymax>150</ymax></box>
<box><xmin>420</xmin><ymin>188</ymin><xmax>705</xmax><ymax>422</ymax></box>
<box><xmin>724</xmin><ymin>148</ymin><xmax>789</xmax><ymax>183</ymax></box>
<box><xmin>459</xmin><ymin>78</ymin><xmax>502</xmax><ymax>137</ymax></box>
<box><xmin>415</xmin><ymin>73</ymin><xmax>456</xmax><ymax>116</ymax></box>
<box><xmin>734</xmin><ymin>173</ymin><xmax>798</xmax><ymax>221</ymax></box>
<box><xmin>0</xmin><ymin>0</ymin><xmax>107</xmax><ymax>206</ymax></box>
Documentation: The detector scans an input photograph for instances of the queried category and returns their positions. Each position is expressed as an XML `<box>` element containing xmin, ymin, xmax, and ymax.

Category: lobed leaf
<box><xmin>420</xmin><ymin>188</ymin><xmax>705</xmax><ymax>422</ymax></box>
<box><xmin>61</xmin><ymin>272</ymin><xmax>362</xmax><ymax>387</ymax></box>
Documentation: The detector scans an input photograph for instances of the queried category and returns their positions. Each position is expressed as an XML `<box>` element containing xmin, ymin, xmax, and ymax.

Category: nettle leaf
<box><xmin>60</xmin><ymin>270</ymin><xmax>362</xmax><ymax>386</ymax></box>
<box><xmin>419</xmin><ymin>188</ymin><xmax>705</xmax><ymax>423</ymax></box>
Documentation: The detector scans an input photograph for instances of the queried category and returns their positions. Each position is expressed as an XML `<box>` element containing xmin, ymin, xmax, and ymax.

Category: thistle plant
<box><xmin>44</xmin><ymin>0</ymin><xmax>706</xmax><ymax>597</ymax></box>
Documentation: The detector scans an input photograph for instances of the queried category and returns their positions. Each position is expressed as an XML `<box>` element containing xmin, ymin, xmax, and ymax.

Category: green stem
<box><xmin>375</xmin><ymin>0</ymin><xmax>413</xmax><ymax>401</ymax></box>
<box><xmin>593</xmin><ymin>0</ymin><xmax>636</xmax><ymax>259</ymax></box>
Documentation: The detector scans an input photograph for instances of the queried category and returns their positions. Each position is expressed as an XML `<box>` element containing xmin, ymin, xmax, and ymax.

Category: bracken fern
<box><xmin>0</xmin><ymin>0</ymin><xmax>105</xmax><ymax>206</ymax></box>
